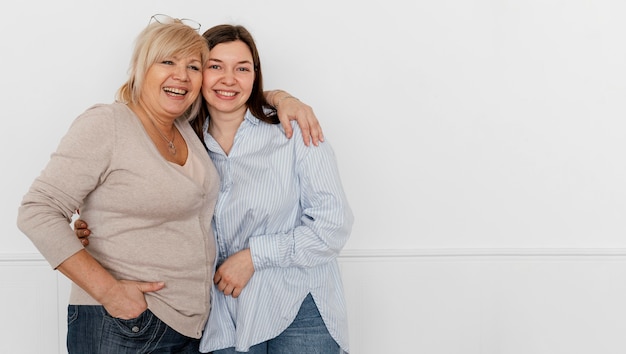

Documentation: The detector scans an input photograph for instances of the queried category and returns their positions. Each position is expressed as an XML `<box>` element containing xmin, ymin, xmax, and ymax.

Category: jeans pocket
<box><xmin>104</xmin><ymin>309</ymin><xmax>156</xmax><ymax>337</ymax></box>
<box><xmin>67</xmin><ymin>305</ymin><xmax>79</xmax><ymax>326</ymax></box>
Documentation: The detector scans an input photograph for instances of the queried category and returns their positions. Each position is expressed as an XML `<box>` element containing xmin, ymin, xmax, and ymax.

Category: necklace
<box><xmin>147</xmin><ymin>114</ymin><xmax>177</xmax><ymax>155</ymax></box>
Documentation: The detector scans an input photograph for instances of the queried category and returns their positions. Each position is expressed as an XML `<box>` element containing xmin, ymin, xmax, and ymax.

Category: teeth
<box><xmin>217</xmin><ymin>90</ymin><xmax>236</xmax><ymax>97</ymax></box>
<box><xmin>164</xmin><ymin>87</ymin><xmax>187</xmax><ymax>95</ymax></box>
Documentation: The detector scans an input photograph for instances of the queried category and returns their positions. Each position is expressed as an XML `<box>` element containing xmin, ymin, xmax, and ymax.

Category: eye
<box><xmin>237</xmin><ymin>66</ymin><xmax>252</xmax><ymax>72</ymax></box>
<box><xmin>208</xmin><ymin>64</ymin><xmax>221</xmax><ymax>70</ymax></box>
<box><xmin>161</xmin><ymin>60</ymin><xmax>175</xmax><ymax>65</ymax></box>
<box><xmin>188</xmin><ymin>65</ymin><xmax>201</xmax><ymax>71</ymax></box>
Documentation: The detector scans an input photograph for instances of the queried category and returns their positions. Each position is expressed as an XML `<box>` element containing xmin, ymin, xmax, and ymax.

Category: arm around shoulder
<box><xmin>264</xmin><ymin>90</ymin><xmax>324</xmax><ymax>146</ymax></box>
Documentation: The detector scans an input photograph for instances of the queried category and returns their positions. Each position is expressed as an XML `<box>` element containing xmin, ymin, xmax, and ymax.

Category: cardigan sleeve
<box><xmin>17</xmin><ymin>104</ymin><xmax>116</xmax><ymax>268</ymax></box>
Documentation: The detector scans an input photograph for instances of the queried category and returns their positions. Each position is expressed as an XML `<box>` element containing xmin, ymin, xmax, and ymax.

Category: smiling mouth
<box><xmin>164</xmin><ymin>87</ymin><xmax>188</xmax><ymax>96</ymax></box>
<box><xmin>216</xmin><ymin>90</ymin><xmax>236</xmax><ymax>97</ymax></box>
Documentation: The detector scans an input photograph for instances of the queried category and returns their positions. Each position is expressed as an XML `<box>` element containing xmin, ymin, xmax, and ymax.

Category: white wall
<box><xmin>3</xmin><ymin>0</ymin><xmax>626</xmax><ymax>353</ymax></box>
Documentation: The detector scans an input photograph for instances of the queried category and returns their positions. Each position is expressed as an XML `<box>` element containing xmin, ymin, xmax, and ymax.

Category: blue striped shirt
<box><xmin>199</xmin><ymin>110</ymin><xmax>353</xmax><ymax>353</ymax></box>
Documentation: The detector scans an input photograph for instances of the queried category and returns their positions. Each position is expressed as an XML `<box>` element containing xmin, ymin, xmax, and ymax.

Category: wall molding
<box><xmin>4</xmin><ymin>248</ymin><xmax>626</xmax><ymax>264</ymax></box>
<box><xmin>339</xmin><ymin>248</ymin><xmax>626</xmax><ymax>259</ymax></box>
<box><xmin>0</xmin><ymin>253</ymin><xmax>50</xmax><ymax>263</ymax></box>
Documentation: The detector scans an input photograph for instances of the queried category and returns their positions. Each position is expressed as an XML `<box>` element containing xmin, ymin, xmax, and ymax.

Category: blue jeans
<box><xmin>67</xmin><ymin>305</ymin><xmax>200</xmax><ymax>353</ymax></box>
<box><xmin>213</xmin><ymin>294</ymin><xmax>342</xmax><ymax>354</ymax></box>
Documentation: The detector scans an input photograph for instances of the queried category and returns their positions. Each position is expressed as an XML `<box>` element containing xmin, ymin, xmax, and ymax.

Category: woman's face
<box><xmin>202</xmin><ymin>40</ymin><xmax>255</xmax><ymax>117</ymax></box>
<box><xmin>141</xmin><ymin>53</ymin><xmax>203</xmax><ymax>119</ymax></box>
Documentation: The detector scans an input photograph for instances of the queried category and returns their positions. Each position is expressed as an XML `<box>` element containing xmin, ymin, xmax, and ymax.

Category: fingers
<box><xmin>214</xmin><ymin>275</ymin><xmax>238</xmax><ymax>297</ymax></box>
<box><xmin>74</xmin><ymin>219</ymin><xmax>88</xmax><ymax>229</ymax></box>
<box><xmin>300</xmin><ymin>124</ymin><xmax>319</xmax><ymax>147</ymax></box>
<box><xmin>79</xmin><ymin>237</ymin><xmax>89</xmax><ymax>247</ymax></box>
<box><xmin>75</xmin><ymin>226</ymin><xmax>90</xmax><ymax>246</ymax></box>
<box><xmin>213</xmin><ymin>250</ymin><xmax>254</xmax><ymax>297</ymax></box>
<box><xmin>74</xmin><ymin>219</ymin><xmax>91</xmax><ymax>246</ymax></box>
<box><xmin>294</xmin><ymin>107</ymin><xmax>323</xmax><ymax>147</ymax></box>
<box><xmin>301</xmin><ymin>126</ymin><xmax>324</xmax><ymax>147</ymax></box>
<box><xmin>294</xmin><ymin>116</ymin><xmax>311</xmax><ymax>147</ymax></box>
<box><xmin>218</xmin><ymin>281</ymin><xmax>238</xmax><ymax>297</ymax></box>
<box><xmin>215</xmin><ymin>277</ymin><xmax>228</xmax><ymax>293</ymax></box>
<box><xmin>303</xmin><ymin>112</ymin><xmax>323</xmax><ymax>146</ymax></box>
<box><xmin>280</xmin><ymin>115</ymin><xmax>294</xmax><ymax>139</ymax></box>
<box><xmin>137</xmin><ymin>281</ymin><xmax>165</xmax><ymax>293</ymax></box>
<box><xmin>223</xmin><ymin>284</ymin><xmax>236</xmax><ymax>297</ymax></box>
<box><xmin>311</xmin><ymin>122</ymin><xmax>324</xmax><ymax>146</ymax></box>
<box><xmin>274</xmin><ymin>97</ymin><xmax>325</xmax><ymax>145</ymax></box>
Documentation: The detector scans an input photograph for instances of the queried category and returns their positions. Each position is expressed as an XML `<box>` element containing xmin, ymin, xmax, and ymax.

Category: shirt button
<box><xmin>132</xmin><ymin>326</ymin><xmax>140</xmax><ymax>333</ymax></box>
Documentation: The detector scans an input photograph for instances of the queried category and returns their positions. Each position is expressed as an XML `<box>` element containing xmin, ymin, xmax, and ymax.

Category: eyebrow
<box><xmin>208</xmin><ymin>58</ymin><xmax>253</xmax><ymax>65</ymax></box>
<box><xmin>169</xmin><ymin>55</ymin><xmax>202</xmax><ymax>63</ymax></box>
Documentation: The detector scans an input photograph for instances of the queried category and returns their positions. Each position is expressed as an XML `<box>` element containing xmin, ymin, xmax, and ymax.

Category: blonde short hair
<box><xmin>116</xmin><ymin>20</ymin><xmax>209</xmax><ymax>120</ymax></box>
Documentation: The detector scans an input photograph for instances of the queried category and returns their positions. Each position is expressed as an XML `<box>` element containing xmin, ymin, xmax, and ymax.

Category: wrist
<box><xmin>275</xmin><ymin>94</ymin><xmax>299</xmax><ymax>108</ymax></box>
<box><xmin>268</xmin><ymin>90</ymin><xmax>286</xmax><ymax>107</ymax></box>
<box><xmin>93</xmin><ymin>278</ymin><xmax>120</xmax><ymax>305</ymax></box>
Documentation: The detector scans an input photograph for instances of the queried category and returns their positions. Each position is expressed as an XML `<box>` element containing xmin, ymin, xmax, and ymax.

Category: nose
<box><xmin>174</xmin><ymin>64</ymin><xmax>190</xmax><ymax>82</ymax></box>
<box><xmin>220</xmin><ymin>70</ymin><xmax>236</xmax><ymax>85</ymax></box>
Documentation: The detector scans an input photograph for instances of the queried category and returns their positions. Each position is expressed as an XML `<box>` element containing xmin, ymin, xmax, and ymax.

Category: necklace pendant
<box><xmin>167</xmin><ymin>141</ymin><xmax>177</xmax><ymax>155</ymax></box>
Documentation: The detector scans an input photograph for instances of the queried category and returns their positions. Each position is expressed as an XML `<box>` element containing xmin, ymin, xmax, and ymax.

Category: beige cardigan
<box><xmin>17</xmin><ymin>103</ymin><xmax>219</xmax><ymax>339</ymax></box>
